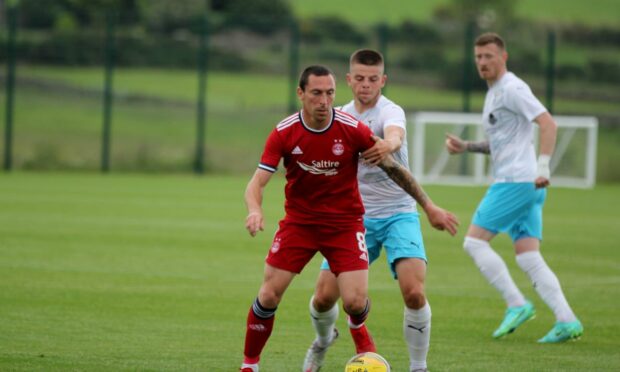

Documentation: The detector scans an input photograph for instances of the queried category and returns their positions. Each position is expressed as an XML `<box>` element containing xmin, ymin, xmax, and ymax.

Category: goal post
<box><xmin>409</xmin><ymin>111</ymin><xmax>598</xmax><ymax>188</ymax></box>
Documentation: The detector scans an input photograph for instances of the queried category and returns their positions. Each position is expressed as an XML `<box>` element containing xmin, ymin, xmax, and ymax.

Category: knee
<box><xmin>258</xmin><ymin>286</ymin><xmax>282</xmax><ymax>309</ymax></box>
<box><xmin>463</xmin><ymin>236</ymin><xmax>489</xmax><ymax>255</ymax></box>
<box><xmin>313</xmin><ymin>293</ymin><xmax>338</xmax><ymax>312</ymax></box>
<box><xmin>403</xmin><ymin>288</ymin><xmax>426</xmax><ymax>310</ymax></box>
<box><xmin>313</xmin><ymin>280</ymin><xmax>340</xmax><ymax>312</ymax></box>
<box><xmin>342</xmin><ymin>295</ymin><xmax>368</xmax><ymax>315</ymax></box>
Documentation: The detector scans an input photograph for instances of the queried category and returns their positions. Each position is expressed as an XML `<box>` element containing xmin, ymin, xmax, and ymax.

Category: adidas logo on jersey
<box><xmin>292</xmin><ymin>146</ymin><xmax>303</xmax><ymax>155</ymax></box>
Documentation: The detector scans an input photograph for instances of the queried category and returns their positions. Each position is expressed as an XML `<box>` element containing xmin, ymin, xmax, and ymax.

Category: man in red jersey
<box><xmin>240</xmin><ymin>65</ymin><xmax>454</xmax><ymax>372</ymax></box>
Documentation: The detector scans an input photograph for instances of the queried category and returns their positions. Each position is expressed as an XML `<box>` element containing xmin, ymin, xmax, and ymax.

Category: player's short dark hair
<box><xmin>298</xmin><ymin>65</ymin><xmax>334</xmax><ymax>91</ymax></box>
<box><xmin>475</xmin><ymin>32</ymin><xmax>506</xmax><ymax>50</ymax></box>
<box><xmin>350</xmin><ymin>49</ymin><xmax>384</xmax><ymax>66</ymax></box>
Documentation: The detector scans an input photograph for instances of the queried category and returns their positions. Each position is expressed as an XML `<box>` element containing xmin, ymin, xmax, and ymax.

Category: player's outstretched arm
<box><xmin>377</xmin><ymin>155</ymin><xmax>459</xmax><ymax>236</ymax></box>
<box><xmin>445</xmin><ymin>133</ymin><xmax>490</xmax><ymax>154</ymax></box>
<box><xmin>244</xmin><ymin>168</ymin><xmax>273</xmax><ymax>237</ymax></box>
<box><xmin>361</xmin><ymin>127</ymin><xmax>405</xmax><ymax>166</ymax></box>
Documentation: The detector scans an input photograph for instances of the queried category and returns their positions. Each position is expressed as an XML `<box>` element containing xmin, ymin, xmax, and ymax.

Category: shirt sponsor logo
<box><xmin>297</xmin><ymin>160</ymin><xmax>340</xmax><ymax>176</ymax></box>
<box><xmin>493</xmin><ymin>90</ymin><xmax>503</xmax><ymax>103</ymax></box>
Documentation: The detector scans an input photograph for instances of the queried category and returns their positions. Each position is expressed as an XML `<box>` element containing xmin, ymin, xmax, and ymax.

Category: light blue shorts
<box><xmin>320</xmin><ymin>212</ymin><xmax>426</xmax><ymax>279</ymax></box>
<box><xmin>472</xmin><ymin>182</ymin><xmax>546</xmax><ymax>242</ymax></box>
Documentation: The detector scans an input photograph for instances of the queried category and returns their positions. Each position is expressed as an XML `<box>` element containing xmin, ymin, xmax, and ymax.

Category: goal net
<box><xmin>409</xmin><ymin>112</ymin><xmax>598</xmax><ymax>188</ymax></box>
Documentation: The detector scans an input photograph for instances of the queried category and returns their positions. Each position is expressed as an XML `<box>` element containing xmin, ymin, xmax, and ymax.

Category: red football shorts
<box><xmin>265</xmin><ymin>218</ymin><xmax>369</xmax><ymax>275</ymax></box>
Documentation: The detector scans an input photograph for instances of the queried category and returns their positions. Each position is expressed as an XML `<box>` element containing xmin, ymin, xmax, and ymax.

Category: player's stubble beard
<box><xmin>314</xmin><ymin>106</ymin><xmax>331</xmax><ymax>127</ymax></box>
<box><xmin>357</xmin><ymin>89</ymin><xmax>380</xmax><ymax>110</ymax></box>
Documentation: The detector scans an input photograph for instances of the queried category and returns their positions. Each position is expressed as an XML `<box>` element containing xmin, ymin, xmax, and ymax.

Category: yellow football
<box><xmin>344</xmin><ymin>351</ymin><xmax>391</xmax><ymax>372</ymax></box>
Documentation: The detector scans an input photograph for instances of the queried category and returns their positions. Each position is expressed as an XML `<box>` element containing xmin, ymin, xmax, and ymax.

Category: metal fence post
<box><xmin>377</xmin><ymin>23</ymin><xmax>389</xmax><ymax>95</ymax></box>
<box><xmin>461</xmin><ymin>20</ymin><xmax>475</xmax><ymax>113</ymax></box>
<box><xmin>101</xmin><ymin>11</ymin><xmax>116</xmax><ymax>173</ymax></box>
<box><xmin>545</xmin><ymin>30</ymin><xmax>556</xmax><ymax>114</ymax></box>
<box><xmin>194</xmin><ymin>10</ymin><xmax>209</xmax><ymax>174</ymax></box>
<box><xmin>3</xmin><ymin>0</ymin><xmax>18</xmax><ymax>171</ymax></box>
<box><xmin>460</xmin><ymin>20</ymin><xmax>475</xmax><ymax>175</ymax></box>
<box><xmin>287</xmin><ymin>19</ymin><xmax>300</xmax><ymax>114</ymax></box>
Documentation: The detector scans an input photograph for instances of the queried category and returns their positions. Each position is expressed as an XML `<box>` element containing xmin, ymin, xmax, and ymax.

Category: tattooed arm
<box><xmin>378</xmin><ymin>155</ymin><xmax>459</xmax><ymax>235</ymax></box>
<box><xmin>445</xmin><ymin>133</ymin><xmax>490</xmax><ymax>154</ymax></box>
<box><xmin>378</xmin><ymin>156</ymin><xmax>430</xmax><ymax>208</ymax></box>
<box><xmin>466</xmin><ymin>141</ymin><xmax>491</xmax><ymax>154</ymax></box>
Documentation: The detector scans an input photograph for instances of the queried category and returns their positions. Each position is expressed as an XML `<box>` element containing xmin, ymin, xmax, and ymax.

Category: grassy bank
<box><xmin>2</xmin><ymin>66</ymin><xmax>618</xmax><ymax>181</ymax></box>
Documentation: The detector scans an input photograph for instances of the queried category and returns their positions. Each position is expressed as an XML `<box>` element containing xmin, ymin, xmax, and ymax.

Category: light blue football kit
<box><xmin>473</xmin><ymin>182</ymin><xmax>545</xmax><ymax>242</ymax></box>
<box><xmin>465</xmin><ymin>70</ymin><xmax>582</xmax><ymax>343</ymax></box>
<box><xmin>320</xmin><ymin>96</ymin><xmax>425</xmax><ymax>278</ymax></box>
<box><xmin>472</xmin><ymin>72</ymin><xmax>547</xmax><ymax>241</ymax></box>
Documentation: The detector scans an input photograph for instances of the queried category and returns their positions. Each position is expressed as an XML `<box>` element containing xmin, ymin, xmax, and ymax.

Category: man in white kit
<box><xmin>302</xmin><ymin>49</ymin><xmax>459</xmax><ymax>372</ymax></box>
<box><xmin>445</xmin><ymin>32</ymin><xmax>583</xmax><ymax>343</ymax></box>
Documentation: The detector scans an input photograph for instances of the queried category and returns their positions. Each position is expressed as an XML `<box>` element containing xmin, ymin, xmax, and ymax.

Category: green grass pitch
<box><xmin>1</xmin><ymin>173</ymin><xmax>619</xmax><ymax>371</ymax></box>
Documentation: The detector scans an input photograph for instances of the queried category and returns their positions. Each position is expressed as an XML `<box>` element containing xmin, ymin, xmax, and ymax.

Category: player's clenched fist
<box><xmin>445</xmin><ymin>133</ymin><xmax>467</xmax><ymax>154</ymax></box>
<box><xmin>245</xmin><ymin>211</ymin><xmax>264</xmax><ymax>237</ymax></box>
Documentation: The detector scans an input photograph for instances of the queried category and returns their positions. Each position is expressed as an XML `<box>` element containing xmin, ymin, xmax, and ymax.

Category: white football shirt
<box><xmin>482</xmin><ymin>72</ymin><xmax>547</xmax><ymax>182</ymax></box>
<box><xmin>341</xmin><ymin>95</ymin><xmax>416</xmax><ymax>218</ymax></box>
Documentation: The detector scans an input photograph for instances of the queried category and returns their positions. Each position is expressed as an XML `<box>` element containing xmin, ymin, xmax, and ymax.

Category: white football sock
<box><xmin>404</xmin><ymin>302</ymin><xmax>431</xmax><ymax>371</ymax></box>
<box><xmin>464</xmin><ymin>237</ymin><xmax>526</xmax><ymax>308</ymax></box>
<box><xmin>516</xmin><ymin>250</ymin><xmax>577</xmax><ymax>322</ymax></box>
<box><xmin>240</xmin><ymin>363</ymin><xmax>258</xmax><ymax>372</ymax></box>
<box><xmin>347</xmin><ymin>318</ymin><xmax>363</xmax><ymax>329</ymax></box>
<box><xmin>309</xmin><ymin>295</ymin><xmax>339</xmax><ymax>347</ymax></box>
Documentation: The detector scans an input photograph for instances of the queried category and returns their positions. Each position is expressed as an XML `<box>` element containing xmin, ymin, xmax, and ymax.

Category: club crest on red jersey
<box><xmin>332</xmin><ymin>139</ymin><xmax>344</xmax><ymax>156</ymax></box>
<box><xmin>271</xmin><ymin>238</ymin><xmax>281</xmax><ymax>253</ymax></box>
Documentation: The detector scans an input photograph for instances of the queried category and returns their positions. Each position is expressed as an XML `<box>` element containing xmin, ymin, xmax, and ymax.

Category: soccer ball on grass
<box><xmin>344</xmin><ymin>352</ymin><xmax>391</xmax><ymax>372</ymax></box>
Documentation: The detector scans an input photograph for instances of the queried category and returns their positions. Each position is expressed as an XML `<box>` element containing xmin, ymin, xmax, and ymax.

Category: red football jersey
<box><xmin>259</xmin><ymin>109</ymin><xmax>375</xmax><ymax>225</ymax></box>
